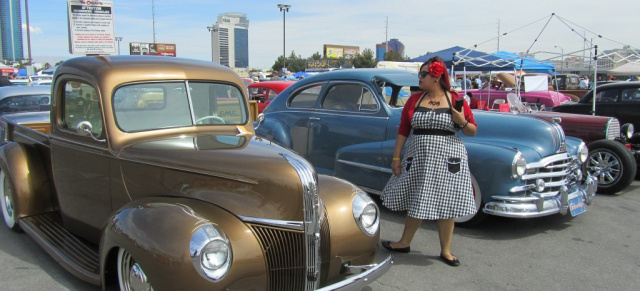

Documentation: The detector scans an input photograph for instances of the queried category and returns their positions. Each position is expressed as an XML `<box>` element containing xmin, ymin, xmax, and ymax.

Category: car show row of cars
<box><xmin>0</xmin><ymin>56</ymin><xmax>637</xmax><ymax>290</ymax></box>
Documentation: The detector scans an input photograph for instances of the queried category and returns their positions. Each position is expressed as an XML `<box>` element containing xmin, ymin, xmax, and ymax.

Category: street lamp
<box><xmin>555</xmin><ymin>45</ymin><xmax>564</xmax><ymax>72</ymax></box>
<box><xmin>115</xmin><ymin>37</ymin><xmax>123</xmax><ymax>55</ymax></box>
<box><xmin>277</xmin><ymin>4</ymin><xmax>291</xmax><ymax>73</ymax></box>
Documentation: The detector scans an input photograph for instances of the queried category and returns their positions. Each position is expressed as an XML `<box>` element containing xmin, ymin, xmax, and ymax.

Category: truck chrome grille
<box><xmin>249</xmin><ymin>211</ymin><xmax>330</xmax><ymax>291</ymax></box>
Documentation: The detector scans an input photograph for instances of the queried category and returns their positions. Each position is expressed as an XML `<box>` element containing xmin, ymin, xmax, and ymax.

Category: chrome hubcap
<box><xmin>1</xmin><ymin>172</ymin><xmax>15</xmax><ymax>227</ymax></box>
<box><xmin>119</xmin><ymin>249</ymin><xmax>153</xmax><ymax>291</ymax></box>
<box><xmin>587</xmin><ymin>151</ymin><xmax>620</xmax><ymax>185</ymax></box>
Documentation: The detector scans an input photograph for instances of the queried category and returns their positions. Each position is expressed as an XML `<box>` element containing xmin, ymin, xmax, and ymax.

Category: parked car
<box><xmin>256</xmin><ymin>68</ymin><xmax>597</xmax><ymax>226</ymax></box>
<box><xmin>551</xmin><ymin>73</ymin><xmax>581</xmax><ymax>90</ymax></box>
<box><xmin>466</xmin><ymin>72</ymin><xmax>573</xmax><ymax>109</ymax></box>
<box><xmin>0</xmin><ymin>85</ymin><xmax>51</xmax><ymax>114</ymax></box>
<box><xmin>248</xmin><ymin>81</ymin><xmax>294</xmax><ymax>113</ymax></box>
<box><xmin>0</xmin><ymin>56</ymin><xmax>391</xmax><ymax>290</ymax></box>
<box><xmin>552</xmin><ymin>81</ymin><xmax>640</xmax><ymax>168</ymax></box>
<box><xmin>499</xmin><ymin>93</ymin><xmax>636</xmax><ymax>194</ymax></box>
<box><xmin>8</xmin><ymin>78</ymin><xmax>29</xmax><ymax>86</ymax></box>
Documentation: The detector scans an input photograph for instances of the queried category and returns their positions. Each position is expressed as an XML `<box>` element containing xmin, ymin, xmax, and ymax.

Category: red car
<box><xmin>248</xmin><ymin>81</ymin><xmax>294</xmax><ymax>113</ymax></box>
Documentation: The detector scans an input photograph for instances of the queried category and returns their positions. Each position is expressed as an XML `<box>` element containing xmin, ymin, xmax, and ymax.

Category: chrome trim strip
<box><xmin>336</xmin><ymin>159</ymin><xmax>392</xmax><ymax>173</ymax></box>
<box><xmin>281</xmin><ymin>153</ymin><xmax>321</xmax><ymax>290</ymax></box>
<box><xmin>525</xmin><ymin>152</ymin><xmax>571</xmax><ymax>169</ymax></box>
<box><xmin>237</xmin><ymin>215</ymin><xmax>304</xmax><ymax>231</ymax></box>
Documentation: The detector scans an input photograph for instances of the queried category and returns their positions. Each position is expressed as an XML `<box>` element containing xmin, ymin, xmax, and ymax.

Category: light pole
<box><xmin>277</xmin><ymin>4</ymin><xmax>291</xmax><ymax>73</ymax></box>
<box><xmin>555</xmin><ymin>45</ymin><xmax>564</xmax><ymax>72</ymax></box>
<box><xmin>207</xmin><ymin>26</ymin><xmax>217</xmax><ymax>63</ymax></box>
<box><xmin>115</xmin><ymin>37</ymin><xmax>123</xmax><ymax>55</ymax></box>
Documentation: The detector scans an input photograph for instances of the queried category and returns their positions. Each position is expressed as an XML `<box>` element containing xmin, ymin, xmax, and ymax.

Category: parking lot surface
<box><xmin>1</xmin><ymin>181</ymin><xmax>639</xmax><ymax>291</ymax></box>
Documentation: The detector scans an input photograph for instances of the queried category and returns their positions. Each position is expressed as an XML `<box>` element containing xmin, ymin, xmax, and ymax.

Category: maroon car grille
<box><xmin>249</xmin><ymin>210</ymin><xmax>330</xmax><ymax>291</ymax></box>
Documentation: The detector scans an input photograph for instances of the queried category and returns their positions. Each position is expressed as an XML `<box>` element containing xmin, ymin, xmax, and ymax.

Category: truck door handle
<box><xmin>309</xmin><ymin>117</ymin><xmax>320</xmax><ymax>121</ymax></box>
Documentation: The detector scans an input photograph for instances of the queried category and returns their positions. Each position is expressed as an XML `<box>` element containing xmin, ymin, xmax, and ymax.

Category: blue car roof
<box><xmin>296</xmin><ymin>68</ymin><xmax>419</xmax><ymax>87</ymax></box>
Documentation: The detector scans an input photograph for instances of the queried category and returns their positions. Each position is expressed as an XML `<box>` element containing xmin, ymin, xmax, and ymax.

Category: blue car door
<box><xmin>306</xmin><ymin>81</ymin><xmax>388</xmax><ymax>175</ymax></box>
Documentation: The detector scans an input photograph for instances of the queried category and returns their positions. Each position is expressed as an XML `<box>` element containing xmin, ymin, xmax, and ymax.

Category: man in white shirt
<box><xmin>579</xmin><ymin>77</ymin><xmax>589</xmax><ymax>89</ymax></box>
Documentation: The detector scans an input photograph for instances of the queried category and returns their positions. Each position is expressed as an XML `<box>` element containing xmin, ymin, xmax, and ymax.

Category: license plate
<box><xmin>568</xmin><ymin>196</ymin><xmax>587</xmax><ymax>217</ymax></box>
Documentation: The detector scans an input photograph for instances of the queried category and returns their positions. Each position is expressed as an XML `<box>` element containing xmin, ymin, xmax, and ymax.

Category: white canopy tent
<box><xmin>607</xmin><ymin>62</ymin><xmax>640</xmax><ymax>76</ymax></box>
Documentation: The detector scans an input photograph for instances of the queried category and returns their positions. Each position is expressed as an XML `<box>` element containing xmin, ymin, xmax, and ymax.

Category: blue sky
<box><xmin>23</xmin><ymin>0</ymin><xmax>639</xmax><ymax>69</ymax></box>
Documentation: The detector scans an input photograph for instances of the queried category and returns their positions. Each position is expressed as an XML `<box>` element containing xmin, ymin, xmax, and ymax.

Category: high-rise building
<box><xmin>376</xmin><ymin>39</ymin><xmax>405</xmax><ymax>62</ymax></box>
<box><xmin>0</xmin><ymin>0</ymin><xmax>23</xmax><ymax>62</ymax></box>
<box><xmin>209</xmin><ymin>13</ymin><xmax>249</xmax><ymax>68</ymax></box>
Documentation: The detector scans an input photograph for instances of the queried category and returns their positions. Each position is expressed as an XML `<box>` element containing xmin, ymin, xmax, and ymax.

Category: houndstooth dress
<box><xmin>381</xmin><ymin>96</ymin><xmax>477</xmax><ymax>220</ymax></box>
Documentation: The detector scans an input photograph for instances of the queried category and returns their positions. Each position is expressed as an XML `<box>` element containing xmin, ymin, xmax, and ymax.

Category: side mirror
<box><xmin>76</xmin><ymin>121</ymin><xmax>105</xmax><ymax>142</ymax></box>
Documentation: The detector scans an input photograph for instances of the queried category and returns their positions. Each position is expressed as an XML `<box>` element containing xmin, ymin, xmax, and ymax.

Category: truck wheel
<box><xmin>586</xmin><ymin>140</ymin><xmax>637</xmax><ymax>194</ymax></box>
<box><xmin>0</xmin><ymin>170</ymin><xmax>21</xmax><ymax>232</ymax></box>
<box><xmin>455</xmin><ymin>175</ymin><xmax>486</xmax><ymax>227</ymax></box>
<box><xmin>118</xmin><ymin>248</ymin><xmax>153</xmax><ymax>291</ymax></box>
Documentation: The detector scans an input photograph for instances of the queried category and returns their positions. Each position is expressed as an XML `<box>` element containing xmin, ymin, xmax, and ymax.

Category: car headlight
<box><xmin>577</xmin><ymin>142</ymin><xmax>588</xmax><ymax>164</ymax></box>
<box><xmin>512</xmin><ymin>152</ymin><xmax>527</xmax><ymax>178</ymax></box>
<box><xmin>621</xmin><ymin>123</ymin><xmax>634</xmax><ymax>139</ymax></box>
<box><xmin>190</xmin><ymin>224</ymin><xmax>232</xmax><ymax>281</ymax></box>
<box><xmin>352</xmin><ymin>189</ymin><xmax>379</xmax><ymax>237</ymax></box>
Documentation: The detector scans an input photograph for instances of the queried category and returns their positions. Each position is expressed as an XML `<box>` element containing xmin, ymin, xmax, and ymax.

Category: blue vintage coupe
<box><xmin>256</xmin><ymin>69</ymin><xmax>597</xmax><ymax>225</ymax></box>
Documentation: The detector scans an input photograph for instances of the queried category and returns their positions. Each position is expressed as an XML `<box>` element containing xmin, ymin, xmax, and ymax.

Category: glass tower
<box><xmin>0</xmin><ymin>0</ymin><xmax>24</xmax><ymax>62</ymax></box>
<box><xmin>210</xmin><ymin>13</ymin><xmax>249</xmax><ymax>68</ymax></box>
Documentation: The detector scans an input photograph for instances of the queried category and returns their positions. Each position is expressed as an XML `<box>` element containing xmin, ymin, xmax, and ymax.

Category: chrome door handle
<box><xmin>309</xmin><ymin>117</ymin><xmax>321</xmax><ymax>120</ymax></box>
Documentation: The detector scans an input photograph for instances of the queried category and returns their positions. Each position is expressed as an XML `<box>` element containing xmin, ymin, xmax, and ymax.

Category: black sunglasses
<box><xmin>418</xmin><ymin>70</ymin><xmax>429</xmax><ymax>78</ymax></box>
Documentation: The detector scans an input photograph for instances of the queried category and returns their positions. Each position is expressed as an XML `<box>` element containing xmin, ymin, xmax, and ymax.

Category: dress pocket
<box><xmin>446</xmin><ymin>157</ymin><xmax>461</xmax><ymax>174</ymax></box>
<box><xmin>405</xmin><ymin>157</ymin><xmax>414</xmax><ymax>172</ymax></box>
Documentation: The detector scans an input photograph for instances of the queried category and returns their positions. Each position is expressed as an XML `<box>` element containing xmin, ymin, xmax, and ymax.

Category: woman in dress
<box><xmin>381</xmin><ymin>56</ymin><xmax>477</xmax><ymax>267</ymax></box>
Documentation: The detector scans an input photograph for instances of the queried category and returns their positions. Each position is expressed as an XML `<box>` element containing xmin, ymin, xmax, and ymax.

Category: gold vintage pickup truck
<box><xmin>0</xmin><ymin>56</ymin><xmax>391</xmax><ymax>291</ymax></box>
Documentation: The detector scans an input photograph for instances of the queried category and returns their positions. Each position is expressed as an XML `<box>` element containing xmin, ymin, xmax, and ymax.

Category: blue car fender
<box><xmin>255</xmin><ymin>118</ymin><xmax>292</xmax><ymax>148</ymax></box>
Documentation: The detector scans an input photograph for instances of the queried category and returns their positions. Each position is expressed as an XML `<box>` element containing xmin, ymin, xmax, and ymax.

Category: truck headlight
<box><xmin>190</xmin><ymin>224</ymin><xmax>232</xmax><ymax>281</ymax></box>
<box><xmin>512</xmin><ymin>152</ymin><xmax>527</xmax><ymax>178</ymax></box>
<box><xmin>352</xmin><ymin>190</ymin><xmax>379</xmax><ymax>237</ymax></box>
<box><xmin>577</xmin><ymin>142</ymin><xmax>588</xmax><ymax>164</ymax></box>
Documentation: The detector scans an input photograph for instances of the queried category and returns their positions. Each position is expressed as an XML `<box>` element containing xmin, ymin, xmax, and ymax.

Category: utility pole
<box><xmin>152</xmin><ymin>0</ymin><xmax>157</xmax><ymax>43</ymax></box>
<box><xmin>25</xmin><ymin>0</ymin><xmax>32</xmax><ymax>65</ymax></box>
<box><xmin>385</xmin><ymin>16</ymin><xmax>388</xmax><ymax>60</ymax></box>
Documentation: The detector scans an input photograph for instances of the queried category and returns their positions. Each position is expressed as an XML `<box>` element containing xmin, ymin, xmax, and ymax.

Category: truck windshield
<box><xmin>113</xmin><ymin>81</ymin><xmax>247</xmax><ymax>132</ymax></box>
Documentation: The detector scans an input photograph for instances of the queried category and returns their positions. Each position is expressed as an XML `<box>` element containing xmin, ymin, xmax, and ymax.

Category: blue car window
<box><xmin>322</xmin><ymin>84</ymin><xmax>362</xmax><ymax>111</ymax></box>
<box><xmin>289</xmin><ymin>85</ymin><xmax>323</xmax><ymax>108</ymax></box>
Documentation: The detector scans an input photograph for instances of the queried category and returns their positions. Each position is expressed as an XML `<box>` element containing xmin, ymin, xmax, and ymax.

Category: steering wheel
<box><xmin>196</xmin><ymin>115</ymin><xmax>225</xmax><ymax>125</ymax></box>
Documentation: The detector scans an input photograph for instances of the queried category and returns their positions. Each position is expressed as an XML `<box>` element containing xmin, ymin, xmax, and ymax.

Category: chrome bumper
<box><xmin>483</xmin><ymin>175</ymin><xmax>597</xmax><ymax>218</ymax></box>
<box><xmin>317</xmin><ymin>254</ymin><xmax>393</xmax><ymax>291</ymax></box>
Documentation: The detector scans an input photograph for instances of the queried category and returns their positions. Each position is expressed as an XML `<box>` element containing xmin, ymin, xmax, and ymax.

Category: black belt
<box><xmin>412</xmin><ymin>129</ymin><xmax>455</xmax><ymax>136</ymax></box>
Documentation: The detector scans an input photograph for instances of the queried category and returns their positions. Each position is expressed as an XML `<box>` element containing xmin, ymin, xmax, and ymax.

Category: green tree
<box><xmin>384</xmin><ymin>50</ymin><xmax>406</xmax><ymax>61</ymax></box>
<box><xmin>352</xmin><ymin>48</ymin><xmax>377</xmax><ymax>68</ymax></box>
<box><xmin>309</xmin><ymin>52</ymin><xmax>322</xmax><ymax>60</ymax></box>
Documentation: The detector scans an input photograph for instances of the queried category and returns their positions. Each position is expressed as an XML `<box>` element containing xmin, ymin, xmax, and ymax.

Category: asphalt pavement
<box><xmin>1</xmin><ymin>181</ymin><xmax>639</xmax><ymax>291</ymax></box>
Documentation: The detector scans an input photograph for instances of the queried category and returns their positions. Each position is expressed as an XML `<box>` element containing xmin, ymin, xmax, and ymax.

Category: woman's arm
<box><xmin>391</xmin><ymin>134</ymin><xmax>408</xmax><ymax>176</ymax></box>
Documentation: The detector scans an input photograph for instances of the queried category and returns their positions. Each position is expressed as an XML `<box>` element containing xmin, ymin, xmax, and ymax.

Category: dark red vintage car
<box><xmin>490</xmin><ymin>94</ymin><xmax>636</xmax><ymax>194</ymax></box>
<box><xmin>248</xmin><ymin>81</ymin><xmax>294</xmax><ymax>113</ymax></box>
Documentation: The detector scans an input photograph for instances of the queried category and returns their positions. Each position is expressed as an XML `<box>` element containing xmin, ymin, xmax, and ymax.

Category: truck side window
<box><xmin>63</xmin><ymin>82</ymin><xmax>103</xmax><ymax>137</ymax></box>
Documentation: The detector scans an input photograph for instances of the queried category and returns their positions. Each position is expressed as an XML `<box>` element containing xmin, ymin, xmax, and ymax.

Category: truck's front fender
<box><xmin>0</xmin><ymin>142</ymin><xmax>55</xmax><ymax>219</ymax></box>
<box><xmin>100</xmin><ymin>197</ymin><xmax>267</xmax><ymax>291</ymax></box>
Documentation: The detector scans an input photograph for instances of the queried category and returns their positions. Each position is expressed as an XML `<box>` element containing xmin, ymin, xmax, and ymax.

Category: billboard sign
<box><xmin>129</xmin><ymin>43</ymin><xmax>177</xmax><ymax>57</ymax></box>
<box><xmin>67</xmin><ymin>1</ymin><xmax>116</xmax><ymax>55</ymax></box>
<box><xmin>325</xmin><ymin>47</ymin><xmax>344</xmax><ymax>59</ymax></box>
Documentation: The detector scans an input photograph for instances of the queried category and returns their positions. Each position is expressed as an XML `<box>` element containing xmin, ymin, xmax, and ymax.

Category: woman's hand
<box><xmin>392</xmin><ymin>160</ymin><xmax>402</xmax><ymax>176</ymax></box>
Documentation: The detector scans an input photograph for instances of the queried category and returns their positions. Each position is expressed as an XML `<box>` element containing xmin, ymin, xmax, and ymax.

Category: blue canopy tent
<box><xmin>409</xmin><ymin>46</ymin><xmax>508</xmax><ymax>71</ymax></box>
<box><xmin>490</xmin><ymin>51</ymin><xmax>555</xmax><ymax>74</ymax></box>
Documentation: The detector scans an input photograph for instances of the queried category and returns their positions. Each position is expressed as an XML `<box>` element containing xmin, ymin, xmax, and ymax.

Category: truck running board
<box><xmin>19</xmin><ymin>213</ymin><xmax>101</xmax><ymax>285</ymax></box>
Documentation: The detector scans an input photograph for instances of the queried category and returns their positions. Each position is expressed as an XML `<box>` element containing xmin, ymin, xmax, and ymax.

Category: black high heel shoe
<box><xmin>381</xmin><ymin>240</ymin><xmax>410</xmax><ymax>253</ymax></box>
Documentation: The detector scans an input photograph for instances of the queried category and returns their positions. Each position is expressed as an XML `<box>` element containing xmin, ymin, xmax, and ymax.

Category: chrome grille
<box><xmin>249</xmin><ymin>210</ymin><xmax>330</xmax><ymax>291</ymax></box>
<box><xmin>517</xmin><ymin>153</ymin><xmax>575</xmax><ymax>197</ymax></box>
<box><xmin>250</xmin><ymin>225</ymin><xmax>305</xmax><ymax>291</ymax></box>
<box><xmin>606</xmin><ymin>118</ymin><xmax>621</xmax><ymax>140</ymax></box>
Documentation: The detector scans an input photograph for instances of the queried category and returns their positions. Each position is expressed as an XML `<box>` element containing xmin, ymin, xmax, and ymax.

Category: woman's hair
<box><xmin>420</xmin><ymin>56</ymin><xmax>451</xmax><ymax>91</ymax></box>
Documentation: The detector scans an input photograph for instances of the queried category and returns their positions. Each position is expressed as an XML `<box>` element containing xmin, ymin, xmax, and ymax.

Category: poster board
<box><xmin>67</xmin><ymin>1</ymin><xmax>116</xmax><ymax>55</ymax></box>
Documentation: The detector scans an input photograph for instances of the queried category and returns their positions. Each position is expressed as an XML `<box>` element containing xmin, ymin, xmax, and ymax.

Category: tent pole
<box><xmin>592</xmin><ymin>45</ymin><xmax>598</xmax><ymax>116</ymax></box>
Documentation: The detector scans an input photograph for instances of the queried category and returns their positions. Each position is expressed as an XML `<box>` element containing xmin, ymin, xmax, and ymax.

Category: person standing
<box><xmin>381</xmin><ymin>56</ymin><xmax>477</xmax><ymax>267</ymax></box>
<box><xmin>0</xmin><ymin>74</ymin><xmax>12</xmax><ymax>87</ymax></box>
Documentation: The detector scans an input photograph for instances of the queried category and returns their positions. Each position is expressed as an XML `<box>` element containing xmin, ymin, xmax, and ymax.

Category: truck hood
<box><xmin>116</xmin><ymin>133</ymin><xmax>309</xmax><ymax>222</ymax></box>
<box><xmin>465</xmin><ymin>110</ymin><xmax>568</xmax><ymax>159</ymax></box>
